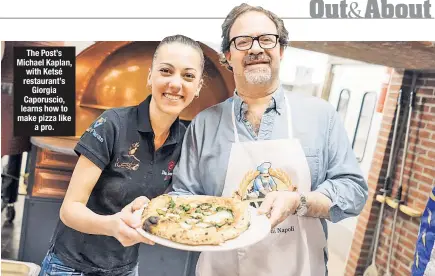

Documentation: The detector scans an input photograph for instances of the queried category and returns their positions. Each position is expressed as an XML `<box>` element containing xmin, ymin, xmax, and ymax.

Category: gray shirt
<box><xmin>169</xmin><ymin>84</ymin><xmax>368</xmax><ymax>240</ymax></box>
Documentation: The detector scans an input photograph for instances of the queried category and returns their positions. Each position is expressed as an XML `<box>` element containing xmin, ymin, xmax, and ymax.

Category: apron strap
<box><xmin>284</xmin><ymin>95</ymin><xmax>293</xmax><ymax>139</ymax></box>
<box><xmin>231</xmin><ymin>93</ymin><xmax>293</xmax><ymax>142</ymax></box>
<box><xmin>231</xmin><ymin>100</ymin><xmax>240</xmax><ymax>143</ymax></box>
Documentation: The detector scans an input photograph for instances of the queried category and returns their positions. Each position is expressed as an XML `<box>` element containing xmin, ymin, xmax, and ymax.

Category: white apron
<box><xmin>196</xmin><ymin>96</ymin><xmax>327</xmax><ymax>276</ymax></box>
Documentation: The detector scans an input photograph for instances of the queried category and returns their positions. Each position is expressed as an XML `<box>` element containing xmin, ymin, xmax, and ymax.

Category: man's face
<box><xmin>226</xmin><ymin>11</ymin><xmax>284</xmax><ymax>85</ymax></box>
<box><xmin>260</xmin><ymin>173</ymin><xmax>270</xmax><ymax>181</ymax></box>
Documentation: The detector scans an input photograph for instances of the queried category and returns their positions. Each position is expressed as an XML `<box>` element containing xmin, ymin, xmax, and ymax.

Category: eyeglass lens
<box><xmin>234</xmin><ymin>34</ymin><xmax>278</xmax><ymax>50</ymax></box>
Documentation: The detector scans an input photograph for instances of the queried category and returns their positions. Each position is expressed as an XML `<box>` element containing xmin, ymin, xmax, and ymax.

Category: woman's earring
<box><xmin>194</xmin><ymin>93</ymin><xmax>199</xmax><ymax>99</ymax></box>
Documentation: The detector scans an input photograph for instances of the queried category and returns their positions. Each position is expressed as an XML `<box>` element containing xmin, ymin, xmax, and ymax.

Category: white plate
<box><xmin>134</xmin><ymin>204</ymin><xmax>271</xmax><ymax>252</ymax></box>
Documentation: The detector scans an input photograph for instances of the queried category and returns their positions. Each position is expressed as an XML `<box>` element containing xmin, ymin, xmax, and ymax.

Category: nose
<box><xmin>248</xmin><ymin>39</ymin><xmax>263</xmax><ymax>55</ymax></box>
<box><xmin>168</xmin><ymin>76</ymin><xmax>182</xmax><ymax>92</ymax></box>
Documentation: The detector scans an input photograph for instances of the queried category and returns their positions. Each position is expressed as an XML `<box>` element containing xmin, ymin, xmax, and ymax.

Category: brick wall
<box><xmin>345</xmin><ymin>69</ymin><xmax>435</xmax><ymax>276</ymax></box>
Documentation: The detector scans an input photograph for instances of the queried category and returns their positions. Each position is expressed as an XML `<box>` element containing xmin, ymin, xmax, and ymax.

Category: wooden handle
<box><xmin>375</xmin><ymin>194</ymin><xmax>386</xmax><ymax>203</ymax></box>
<box><xmin>375</xmin><ymin>195</ymin><xmax>422</xmax><ymax>217</ymax></box>
<box><xmin>399</xmin><ymin>205</ymin><xmax>422</xmax><ymax>217</ymax></box>
<box><xmin>385</xmin><ymin>197</ymin><xmax>399</xmax><ymax>209</ymax></box>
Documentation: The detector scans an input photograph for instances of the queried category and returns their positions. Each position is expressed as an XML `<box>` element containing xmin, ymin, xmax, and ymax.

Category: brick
<box><xmin>426</xmin><ymin>123</ymin><xmax>435</xmax><ymax>132</ymax></box>
<box><xmin>389</xmin><ymin>85</ymin><xmax>403</xmax><ymax>93</ymax></box>
<box><xmin>349</xmin><ymin>250</ymin><xmax>361</xmax><ymax>265</ymax></box>
<box><xmin>402</xmin><ymin>221</ymin><xmax>420</xmax><ymax>235</ymax></box>
<box><xmin>356</xmin><ymin>223</ymin><xmax>368</xmax><ymax>234</ymax></box>
<box><xmin>415</xmin><ymin>189</ymin><xmax>428</xmax><ymax>202</ymax></box>
<box><xmin>346</xmin><ymin>259</ymin><xmax>357</xmax><ymax>270</ymax></box>
<box><xmin>417</xmin><ymin>156</ymin><xmax>435</xmax><ymax>167</ymax></box>
<box><xmin>416</xmin><ymin>201</ymin><xmax>427</xmax><ymax>210</ymax></box>
<box><xmin>428</xmin><ymin>151</ymin><xmax>435</xmax><ymax>159</ymax></box>
<box><xmin>411</xmin><ymin>163</ymin><xmax>424</xmax><ymax>173</ymax></box>
<box><xmin>423</xmin><ymin>167</ymin><xmax>435</xmax><ymax>178</ymax></box>
<box><xmin>398</xmin><ymin>263</ymin><xmax>410</xmax><ymax>276</ymax></box>
<box><xmin>413</xmin><ymin>129</ymin><xmax>432</xmax><ymax>140</ymax></box>
<box><xmin>410</xmin><ymin>117</ymin><xmax>425</xmax><ymax>128</ymax></box>
<box><xmin>379</xmin><ymin>129</ymin><xmax>391</xmax><ymax>139</ymax></box>
<box><xmin>421</xmin><ymin>72</ymin><xmax>435</xmax><ymax>78</ymax></box>
<box><xmin>378</xmin><ymin>136</ymin><xmax>389</xmax><ymax>144</ymax></box>
<box><xmin>423</xmin><ymin>105</ymin><xmax>432</xmax><ymax>113</ymax></box>
<box><xmin>381</xmin><ymin>120</ymin><xmax>393</xmax><ymax>128</ymax></box>
<box><xmin>418</xmin><ymin>88</ymin><xmax>435</xmax><ymax>96</ymax></box>
<box><xmin>421</xmin><ymin>139</ymin><xmax>435</xmax><ymax>149</ymax></box>
<box><xmin>414</xmin><ymin>147</ymin><xmax>428</xmax><ymax>155</ymax></box>
<box><xmin>425</xmin><ymin>79</ymin><xmax>435</xmax><ymax>88</ymax></box>
<box><xmin>373</xmin><ymin>150</ymin><xmax>386</xmax><ymax>161</ymax></box>
<box><xmin>403</xmin><ymin>248</ymin><xmax>416</xmax><ymax>262</ymax></box>
<box><xmin>422</xmin><ymin>113</ymin><xmax>435</xmax><ymax>122</ymax></box>
<box><xmin>422</xmin><ymin>97</ymin><xmax>435</xmax><ymax>106</ymax></box>
<box><xmin>359</xmin><ymin>214</ymin><xmax>372</xmax><ymax>226</ymax></box>
<box><xmin>415</xmin><ymin>172</ymin><xmax>432</xmax><ymax>185</ymax></box>
<box><xmin>392</xmin><ymin>76</ymin><xmax>405</xmax><ymax>85</ymax></box>
<box><xmin>408</xmin><ymin>135</ymin><xmax>418</xmax><ymax>145</ymax></box>
<box><xmin>408</xmin><ymin>188</ymin><xmax>424</xmax><ymax>201</ymax></box>
<box><xmin>405</xmin><ymin>152</ymin><xmax>417</xmax><ymax>163</ymax></box>
<box><xmin>407</xmin><ymin>198</ymin><xmax>416</xmax><ymax>206</ymax></box>
<box><xmin>419</xmin><ymin>183</ymin><xmax>433</xmax><ymax>193</ymax></box>
<box><xmin>369</xmin><ymin>172</ymin><xmax>381</xmax><ymax>184</ymax></box>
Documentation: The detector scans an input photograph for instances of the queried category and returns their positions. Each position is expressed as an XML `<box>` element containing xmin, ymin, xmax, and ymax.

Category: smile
<box><xmin>245</xmin><ymin>61</ymin><xmax>270</xmax><ymax>66</ymax></box>
<box><xmin>163</xmin><ymin>93</ymin><xmax>183</xmax><ymax>101</ymax></box>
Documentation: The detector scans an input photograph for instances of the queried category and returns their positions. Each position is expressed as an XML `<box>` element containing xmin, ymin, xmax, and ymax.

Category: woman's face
<box><xmin>149</xmin><ymin>42</ymin><xmax>203</xmax><ymax>116</ymax></box>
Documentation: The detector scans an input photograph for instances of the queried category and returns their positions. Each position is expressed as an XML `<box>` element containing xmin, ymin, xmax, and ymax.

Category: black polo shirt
<box><xmin>51</xmin><ymin>95</ymin><xmax>186</xmax><ymax>275</ymax></box>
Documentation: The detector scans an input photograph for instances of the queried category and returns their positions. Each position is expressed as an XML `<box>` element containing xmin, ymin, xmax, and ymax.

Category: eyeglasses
<box><xmin>230</xmin><ymin>34</ymin><xmax>279</xmax><ymax>51</ymax></box>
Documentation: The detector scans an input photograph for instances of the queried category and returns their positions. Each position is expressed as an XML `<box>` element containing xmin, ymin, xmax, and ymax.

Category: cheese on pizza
<box><xmin>141</xmin><ymin>194</ymin><xmax>250</xmax><ymax>245</ymax></box>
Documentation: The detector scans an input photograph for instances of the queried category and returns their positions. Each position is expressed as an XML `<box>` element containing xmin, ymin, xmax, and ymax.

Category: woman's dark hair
<box><xmin>152</xmin><ymin>34</ymin><xmax>205</xmax><ymax>74</ymax></box>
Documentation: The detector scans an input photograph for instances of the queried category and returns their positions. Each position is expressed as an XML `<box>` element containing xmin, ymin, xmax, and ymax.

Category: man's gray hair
<box><xmin>219</xmin><ymin>3</ymin><xmax>290</xmax><ymax>71</ymax></box>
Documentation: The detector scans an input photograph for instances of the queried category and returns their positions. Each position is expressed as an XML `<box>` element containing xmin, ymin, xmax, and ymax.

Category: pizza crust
<box><xmin>141</xmin><ymin>194</ymin><xmax>251</xmax><ymax>245</ymax></box>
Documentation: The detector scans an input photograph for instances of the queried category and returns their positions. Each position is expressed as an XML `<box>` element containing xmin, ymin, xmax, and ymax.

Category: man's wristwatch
<box><xmin>294</xmin><ymin>193</ymin><xmax>308</xmax><ymax>216</ymax></box>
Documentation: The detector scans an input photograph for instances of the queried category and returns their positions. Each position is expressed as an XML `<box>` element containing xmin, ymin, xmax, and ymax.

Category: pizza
<box><xmin>141</xmin><ymin>194</ymin><xmax>251</xmax><ymax>245</ymax></box>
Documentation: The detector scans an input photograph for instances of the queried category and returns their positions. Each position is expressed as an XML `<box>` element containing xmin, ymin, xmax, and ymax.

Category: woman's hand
<box><xmin>108</xmin><ymin>196</ymin><xmax>155</xmax><ymax>247</ymax></box>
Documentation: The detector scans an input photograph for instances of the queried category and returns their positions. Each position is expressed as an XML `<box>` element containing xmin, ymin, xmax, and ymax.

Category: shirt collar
<box><xmin>233</xmin><ymin>83</ymin><xmax>285</xmax><ymax>121</ymax></box>
<box><xmin>137</xmin><ymin>94</ymin><xmax>181</xmax><ymax>144</ymax></box>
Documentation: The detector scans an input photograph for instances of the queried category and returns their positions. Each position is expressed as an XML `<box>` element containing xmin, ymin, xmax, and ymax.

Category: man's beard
<box><xmin>244</xmin><ymin>66</ymin><xmax>272</xmax><ymax>84</ymax></box>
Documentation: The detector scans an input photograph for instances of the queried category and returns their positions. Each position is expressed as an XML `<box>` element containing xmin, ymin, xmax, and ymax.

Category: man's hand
<box><xmin>108</xmin><ymin>196</ymin><xmax>155</xmax><ymax>247</ymax></box>
<box><xmin>257</xmin><ymin>191</ymin><xmax>300</xmax><ymax>228</ymax></box>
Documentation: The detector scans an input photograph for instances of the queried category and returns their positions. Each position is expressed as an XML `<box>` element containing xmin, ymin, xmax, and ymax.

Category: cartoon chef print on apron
<box><xmin>196</xmin><ymin>94</ymin><xmax>327</xmax><ymax>276</ymax></box>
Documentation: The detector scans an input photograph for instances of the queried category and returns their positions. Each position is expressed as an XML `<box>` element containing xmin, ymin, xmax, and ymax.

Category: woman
<box><xmin>39</xmin><ymin>35</ymin><xmax>204</xmax><ymax>276</ymax></box>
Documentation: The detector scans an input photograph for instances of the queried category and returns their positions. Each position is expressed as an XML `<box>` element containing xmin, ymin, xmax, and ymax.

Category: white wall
<box><xmin>64</xmin><ymin>41</ymin><xmax>95</xmax><ymax>56</ymax></box>
<box><xmin>328</xmin><ymin>64</ymin><xmax>388</xmax><ymax>180</ymax></box>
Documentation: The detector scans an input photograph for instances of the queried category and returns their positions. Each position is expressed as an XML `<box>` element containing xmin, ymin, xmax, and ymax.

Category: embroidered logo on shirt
<box><xmin>93</xmin><ymin>117</ymin><xmax>106</xmax><ymax>128</ymax></box>
<box><xmin>85</xmin><ymin>117</ymin><xmax>107</xmax><ymax>143</ymax></box>
<box><xmin>162</xmin><ymin>160</ymin><xmax>176</xmax><ymax>181</ymax></box>
<box><xmin>114</xmin><ymin>142</ymin><xmax>141</xmax><ymax>171</ymax></box>
<box><xmin>233</xmin><ymin>161</ymin><xmax>297</xmax><ymax>208</ymax></box>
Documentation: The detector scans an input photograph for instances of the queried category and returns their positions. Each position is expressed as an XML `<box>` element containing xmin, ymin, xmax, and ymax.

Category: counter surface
<box><xmin>30</xmin><ymin>137</ymin><xmax>78</xmax><ymax>156</ymax></box>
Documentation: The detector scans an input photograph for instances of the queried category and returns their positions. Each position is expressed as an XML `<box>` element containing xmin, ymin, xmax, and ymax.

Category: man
<box><xmin>170</xmin><ymin>3</ymin><xmax>368</xmax><ymax>275</ymax></box>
